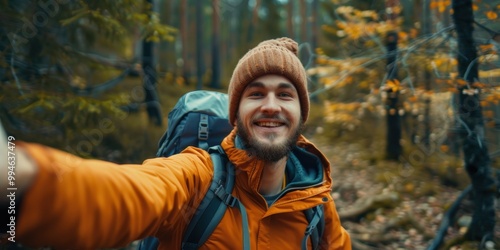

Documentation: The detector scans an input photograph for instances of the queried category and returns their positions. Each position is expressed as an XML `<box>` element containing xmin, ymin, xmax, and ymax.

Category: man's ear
<box><xmin>233</xmin><ymin>112</ymin><xmax>239</xmax><ymax>126</ymax></box>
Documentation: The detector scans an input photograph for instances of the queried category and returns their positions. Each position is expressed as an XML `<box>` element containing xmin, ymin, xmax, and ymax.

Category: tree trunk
<box><xmin>451</xmin><ymin>0</ymin><xmax>496</xmax><ymax>242</ymax></box>
<box><xmin>287</xmin><ymin>0</ymin><xmax>293</xmax><ymax>38</ymax></box>
<box><xmin>300</xmin><ymin>0</ymin><xmax>307</xmax><ymax>44</ymax></box>
<box><xmin>142</xmin><ymin>0</ymin><xmax>162</xmax><ymax>126</ymax></box>
<box><xmin>309</xmin><ymin>0</ymin><xmax>320</xmax><ymax>103</ymax></box>
<box><xmin>228</xmin><ymin>1</ymin><xmax>239</xmax><ymax>63</ymax></box>
<box><xmin>195</xmin><ymin>0</ymin><xmax>204</xmax><ymax>89</ymax></box>
<box><xmin>385</xmin><ymin>0</ymin><xmax>402</xmax><ymax>161</ymax></box>
<box><xmin>180</xmin><ymin>0</ymin><xmax>190</xmax><ymax>85</ymax></box>
<box><xmin>238</xmin><ymin>0</ymin><xmax>250</xmax><ymax>49</ymax></box>
<box><xmin>247</xmin><ymin>0</ymin><xmax>260</xmax><ymax>43</ymax></box>
<box><xmin>211</xmin><ymin>0</ymin><xmax>221</xmax><ymax>89</ymax></box>
<box><xmin>310</xmin><ymin>0</ymin><xmax>319</xmax><ymax>64</ymax></box>
<box><xmin>422</xmin><ymin>0</ymin><xmax>432</xmax><ymax>147</ymax></box>
<box><xmin>158</xmin><ymin>0</ymin><xmax>173</xmax><ymax>74</ymax></box>
<box><xmin>400</xmin><ymin>0</ymin><xmax>414</xmax><ymax>29</ymax></box>
<box><xmin>385</xmin><ymin>31</ymin><xmax>402</xmax><ymax>161</ymax></box>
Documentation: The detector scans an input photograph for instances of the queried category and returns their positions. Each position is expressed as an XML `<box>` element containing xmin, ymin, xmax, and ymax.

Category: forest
<box><xmin>0</xmin><ymin>0</ymin><xmax>499</xmax><ymax>249</ymax></box>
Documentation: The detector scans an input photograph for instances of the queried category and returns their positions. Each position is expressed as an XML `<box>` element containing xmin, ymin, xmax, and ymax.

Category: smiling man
<box><xmin>0</xmin><ymin>37</ymin><xmax>351</xmax><ymax>249</ymax></box>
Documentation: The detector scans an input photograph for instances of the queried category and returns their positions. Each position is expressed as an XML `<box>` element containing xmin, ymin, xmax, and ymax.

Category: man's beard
<box><xmin>236</xmin><ymin>115</ymin><xmax>303</xmax><ymax>162</ymax></box>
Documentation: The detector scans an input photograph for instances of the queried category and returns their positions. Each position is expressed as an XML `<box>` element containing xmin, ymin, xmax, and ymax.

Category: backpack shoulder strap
<box><xmin>302</xmin><ymin>204</ymin><xmax>325</xmax><ymax>250</ymax></box>
<box><xmin>182</xmin><ymin>146</ymin><xmax>250</xmax><ymax>250</ymax></box>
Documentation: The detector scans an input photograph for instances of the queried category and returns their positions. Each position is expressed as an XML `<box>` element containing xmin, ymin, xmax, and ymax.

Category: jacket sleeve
<box><xmin>16</xmin><ymin>143</ymin><xmax>213</xmax><ymax>249</ymax></box>
<box><xmin>321</xmin><ymin>198</ymin><xmax>352</xmax><ymax>250</ymax></box>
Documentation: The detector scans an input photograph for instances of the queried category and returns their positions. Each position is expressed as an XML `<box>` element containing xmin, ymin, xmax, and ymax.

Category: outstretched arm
<box><xmin>0</xmin><ymin>121</ymin><xmax>213</xmax><ymax>249</ymax></box>
<box><xmin>0</xmin><ymin>122</ymin><xmax>38</xmax><ymax>204</ymax></box>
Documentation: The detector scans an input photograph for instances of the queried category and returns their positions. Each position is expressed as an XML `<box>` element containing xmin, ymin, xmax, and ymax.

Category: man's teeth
<box><xmin>257</xmin><ymin>122</ymin><xmax>281</xmax><ymax>127</ymax></box>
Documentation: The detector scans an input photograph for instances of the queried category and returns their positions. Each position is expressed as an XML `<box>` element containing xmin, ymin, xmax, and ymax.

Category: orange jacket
<box><xmin>17</xmin><ymin>129</ymin><xmax>351</xmax><ymax>249</ymax></box>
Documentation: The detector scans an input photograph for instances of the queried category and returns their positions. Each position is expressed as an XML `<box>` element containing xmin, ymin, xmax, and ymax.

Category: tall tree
<box><xmin>143</xmin><ymin>0</ymin><xmax>162</xmax><ymax>126</ymax></box>
<box><xmin>451</xmin><ymin>0</ymin><xmax>496</xmax><ymax>242</ymax></box>
<box><xmin>158</xmin><ymin>0</ymin><xmax>175</xmax><ymax>74</ymax></box>
<box><xmin>0</xmin><ymin>0</ymin><xmax>175</xmax><ymax>161</ymax></box>
<box><xmin>422</xmin><ymin>0</ymin><xmax>432</xmax><ymax>147</ymax></box>
<box><xmin>384</xmin><ymin>0</ymin><xmax>402</xmax><ymax>160</ymax></box>
<box><xmin>224</xmin><ymin>0</ymin><xmax>237</xmax><ymax>66</ymax></box>
<box><xmin>247</xmin><ymin>0</ymin><xmax>260</xmax><ymax>43</ymax></box>
<box><xmin>310</xmin><ymin>0</ymin><xmax>319</xmax><ymax>59</ymax></box>
<box><xmin>238</xmin><ymin>0</ymin><xmax>250</xmax><ymax>48</ymax></box>
<box><xmin>300</xmin><ymin>0</ymin><xmax>307</xmax><ymax>44</ymax></box>
<box><xmin>384</xmin><ymin>31</ymin><xmax>402</xmax><ymax>160</ymax></box>
<box><xmin>180</xmin><ymin>0</ymin><xmax>190</xmax><ymax>85</ymax></box>
<box><xmin>195</xmin><ymin>0</ymin><xmax>204</xmax><ymax>89</ymax></box>
<box><xmin>309</xmin><ymin>0</ymin><xmax>320</xmax><ymax>103</ymax></box>
<box><xmin>211</xmin><ymin>0</ymin><xmax>221</xmax><ymax>89</ymax></box>
<box><xmin>287</xmin><ymin>0</ymin><xmax>294</xmax><ymax>38</ymax></box>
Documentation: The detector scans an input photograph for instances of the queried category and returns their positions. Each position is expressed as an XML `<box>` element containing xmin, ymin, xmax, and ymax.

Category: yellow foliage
<box><xmin>175</xmin><ymin>76</ymin><xmax>185</xmax><ymax>86</ymax></box>
<box><xmin>316</xmin><ymin>57</ymin><xmax>329</xmax><ymax>65</ymax></box>
<box><xmin>345</xmin><ymin>76</ymin><xmax>354</xmax><ymax>84</ymax></box>
<box><xmin>430</xmin><ymin>0</ymin><xmax>451</xmax><ymax>13</ymax></box>
<box><xmin>408</xmin><ymin>28</ymin><xmax>417</xmax><ymax>39</ymax></box>
<box><xmin>485</xmin><ymin>95</ymin><xmax>495</xmax><ymax>102</ymax></box>
<box><xmin>336</xmin><ymin>5</ymin><xmax>354</xmax><ymax>15</ymax></box>
<box><xmin>364</xmin><ymin>40</ymin><xmax>376</xmax><ymax>47</ymax></box>
<box><xmin>330</xmin><ymin>5</ymin><xmax>402</xmax><ymax>42</ymax></box>
<box><xmin>486</xmin><ymin>121</ymin><xmax>496</xmax><ymax>128</ymax></box>
<box><xmin>484</xmin><ymin>110</ymin><xmax>494</xmax><ymax>118</ymax></box>
<box><xmin>480</xmin><ymin>68</ymin><xmax>500</xmax><ymax>78</ymax></box>
<box><xmin>358</xmin><ymin>81</ymin><xmax>371</xmax><ymax>89</ymax></box>
<box><xmin>433</xmin><ymin>58</ymin><xmax>443</xmax><ymax>67</ymax></box>
<box><xmin>323</xmin><ymin>102</ymin><xmax>364</xmax><ymax>125</ymax></box>
<box><xmin>398</xmin><ymin>31</ymin><xmax>408</xmax><ymax>41</ymax></box>
<box><xmin>479</xmin><ymin>44</ymin><xmax>494</xmax><ymax>52</ymax></box>
<box><xmin>472</xmin><ymin>82</ymin><xmax>486</xmax><ymax>88</ymax></box>
<box><xmin>456</xmin><ymin>79</ymin><xmax>468</xmax><ymax>86</ymax></box>
<box><xmin>438</xmin><ymin>5</ymin><xmax>446</xmax><ymax>13</ymax></box>
<box><xmin>336</xmin><ymin>21</ymin><xmax>346</xmax><ymax>29</ymax></box>
<box><xmin>322</xmin><ymin>25</ymin><xmax>337</xmax><ymax>35</ymax></box>
<box><xmin>437</xmin><ymin>79</ymin><xmax>454</xmax><ymax>86</ymax></box>
<box><xmin>486</xmin><ymin>11</ymin><xmax>498</xmax><ymax>20</ymax></box>
<box><xmin>385</xmin><ymin>79</ymin><xmax>401</xmax><ymax>92</ymax></box>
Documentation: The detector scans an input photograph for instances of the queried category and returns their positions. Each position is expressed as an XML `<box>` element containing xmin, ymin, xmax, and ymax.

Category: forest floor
<box><xmin>316</xmin><ymin>140</ymin><xmax>500</xmax><ymax>250</ymax></box>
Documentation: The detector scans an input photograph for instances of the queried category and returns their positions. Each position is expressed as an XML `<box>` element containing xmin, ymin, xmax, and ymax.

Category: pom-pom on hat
<box><xmin>227</xmin><ymin>37</ymin><xmax>309</xmax><ymax>125</ymax></box>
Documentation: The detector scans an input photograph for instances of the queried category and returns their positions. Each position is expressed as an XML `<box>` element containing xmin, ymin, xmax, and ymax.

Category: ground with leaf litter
<box><xmin>318</xmin><ymin>140</ymin><xmax>500</xmax><ymax>250</ymax></box>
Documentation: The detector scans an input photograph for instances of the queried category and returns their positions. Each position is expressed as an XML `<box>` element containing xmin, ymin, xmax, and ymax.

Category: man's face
<box><xmin>236</xmin><ymin>74</ymin><xmax>303</xmax><ymax>162</ymax></box>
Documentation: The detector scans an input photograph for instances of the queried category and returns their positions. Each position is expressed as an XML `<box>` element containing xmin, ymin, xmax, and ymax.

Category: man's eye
<box><xmin>249</xmin><ymin>92</ymin><xmax>263</xmax><ymax>97</ymax></box>
<box><xmin>278</xmin><ymin>92</ymin><xmax>292</xmax><ymax>98</ymax></box>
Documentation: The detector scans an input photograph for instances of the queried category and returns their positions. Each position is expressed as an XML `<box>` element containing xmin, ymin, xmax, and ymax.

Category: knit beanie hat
<box><xmin>227</xmin><ymin>37</ymin><xmax>309</xmax><ymax>125</ymax></box>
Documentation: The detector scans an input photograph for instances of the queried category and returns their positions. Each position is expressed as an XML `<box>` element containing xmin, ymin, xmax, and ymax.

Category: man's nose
<box><xmin>260</xmin><ymin>95</ymin><xmax>281</xmax><ymax>113</ymax></box>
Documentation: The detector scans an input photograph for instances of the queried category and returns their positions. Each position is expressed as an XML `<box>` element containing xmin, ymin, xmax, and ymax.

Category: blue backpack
<box><xmin>138</xmin><ymin>90</ymin><xmax>324</xmax><ymax>250</ymax></box>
